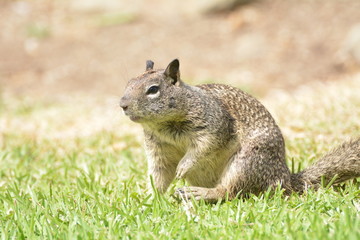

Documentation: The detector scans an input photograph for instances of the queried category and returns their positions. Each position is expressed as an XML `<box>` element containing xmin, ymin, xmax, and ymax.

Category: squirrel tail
<box><xmin>290</xmin><ymin>137</ymin><xmax>360</xmax><ymax>193</ymax></box>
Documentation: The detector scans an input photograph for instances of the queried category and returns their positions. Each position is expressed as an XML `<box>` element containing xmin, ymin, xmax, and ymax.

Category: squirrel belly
<box><xmin>120</xmin><ymin>59</ymin><xmax>360</xmax><ymax>202</ymax></box>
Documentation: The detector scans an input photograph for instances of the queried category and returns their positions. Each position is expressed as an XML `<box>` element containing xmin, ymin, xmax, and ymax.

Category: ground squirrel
<box><xmin>120</xmin><ymin>59</ymin><xmax>360</xmax><ymax>202</ymax></box>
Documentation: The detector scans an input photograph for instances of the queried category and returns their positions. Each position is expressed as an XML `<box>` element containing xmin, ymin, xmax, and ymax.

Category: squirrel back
<box><xmin>120</xmin><ymin>59</ymin><xmax>360</xmax><ymax>201</ymax></box>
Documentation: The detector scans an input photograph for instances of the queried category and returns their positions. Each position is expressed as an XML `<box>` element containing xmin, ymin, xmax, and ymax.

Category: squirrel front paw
<box><xmin>175</xmin><ymin>160</ymin><xmax>195</xmax><ymax>179</ymax></box>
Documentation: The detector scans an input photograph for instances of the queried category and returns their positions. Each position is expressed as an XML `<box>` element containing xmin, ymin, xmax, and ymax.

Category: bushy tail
<box><xmin>291</xmin><ymin>138</ymin><xmax>360</xmax><ymax>193</ymax></box>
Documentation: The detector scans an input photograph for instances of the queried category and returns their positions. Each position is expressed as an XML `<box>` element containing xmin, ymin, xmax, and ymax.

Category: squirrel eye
<box><xmin>146</xmin><ymin>85</ymin><xmax>159</xmax><ymax>95</ymax></box>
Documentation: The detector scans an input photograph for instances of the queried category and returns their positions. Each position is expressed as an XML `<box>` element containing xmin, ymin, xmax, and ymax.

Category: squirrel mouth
<box><xmin>122</xmin><ymin>109</ymin><xmax>141</xmax><ymax>122</ymax></box>
<box><xmin>129</xmin><ymin>115</ymin><xmax>141</xmax><ymax>122</ymax></box>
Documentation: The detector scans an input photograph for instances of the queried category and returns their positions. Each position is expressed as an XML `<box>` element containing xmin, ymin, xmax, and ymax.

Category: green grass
<box><xmin>1</xmin><ymin>134</ymin><xmax>359</xmax><ymax>239</ymax></box>
<box><xmin>1</xmin><ymin>78</ymin><xmax>360</xmax><ymax>239</ymax></box>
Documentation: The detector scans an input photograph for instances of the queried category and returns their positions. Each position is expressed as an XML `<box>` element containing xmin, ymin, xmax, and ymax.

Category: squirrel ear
<box><xmin>164</xmin><ymin>59</ymin><xmax>180</xmax><ymax>84</ymax></box>
<box><xmin>146</xmin><ymin>60</ymin><xmax>154</xmax><ymax>71</ymax></box>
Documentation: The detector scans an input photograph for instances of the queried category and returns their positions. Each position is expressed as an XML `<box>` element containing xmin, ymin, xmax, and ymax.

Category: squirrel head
<box><xmin>120</xmin><ymin>59</ymin><xmax>187</xmax><ymax>123</ymax></box>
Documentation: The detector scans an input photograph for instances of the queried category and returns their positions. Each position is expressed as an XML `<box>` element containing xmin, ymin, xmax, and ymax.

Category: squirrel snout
<box><xmin>121</xmin><ymin>105</ymin><xmax>128</xmax><ymax>111</ymax></box>
<box><xmin>119</xmin><ymin>98</ymin><xmax>129</xmax><ymax>111</ymax></box>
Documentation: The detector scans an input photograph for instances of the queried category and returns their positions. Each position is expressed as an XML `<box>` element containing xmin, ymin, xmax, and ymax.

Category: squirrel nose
<box><xmin>119</xmin><ymin>97</ymin><xmax>129</xmax><ymax>111</ymax></box>
<box><xmin>121</xmin><ymin>105</ymin><xmax>128</xmax><ymax>111</ymax></box>
<box><xmin>119</xmin><ymin>102</ymin><xmax>128</xmax><ymax>111</ymax></box>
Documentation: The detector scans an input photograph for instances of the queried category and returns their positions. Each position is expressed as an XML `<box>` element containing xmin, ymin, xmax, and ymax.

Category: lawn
<box><xmin>0</xmin><ymin>76</ymin><xmax>359</xmax><ymax>239</ymax></box>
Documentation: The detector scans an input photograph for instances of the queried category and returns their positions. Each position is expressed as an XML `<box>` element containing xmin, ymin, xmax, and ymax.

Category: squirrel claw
<box><xmin>175</xmin><ymin>187</ymin><xmax>192</xmax><ymax>200</ymax></box>
<box><xmin>175</xmin><ymin>187</ymin><xmax>224</xmax><ymax>202</ymax></box>
<box><xmin>175</xmin><ymin>187</ymin><xmax>214</xmax><ymax>201</ymax></box>
<box><xmin>175</xmin><ymin>166</ymin><xmax>188</xmax><ymax>179</ymax></box>
<box><xmin>176</xmin><ymin>159</ymin><xmax>196</xmax><ymax>179</ymax></box>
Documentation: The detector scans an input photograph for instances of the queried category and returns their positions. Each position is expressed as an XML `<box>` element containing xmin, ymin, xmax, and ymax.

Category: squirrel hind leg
<box><xmin>218</xmin><ymin>141</ymin><xmax>292</xmax><ymax>197</ymax></box>
<box><xmin>175</xmin><ymin>186</ymin><xmax>227</xmax><ymax>203</ymax></box>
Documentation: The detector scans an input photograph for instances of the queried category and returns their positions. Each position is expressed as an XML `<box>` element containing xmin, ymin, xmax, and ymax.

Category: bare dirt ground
<box><xmin>1</xmin><ymin>0</ymin><xmax>360</xmax><ymax>99</ymax></box>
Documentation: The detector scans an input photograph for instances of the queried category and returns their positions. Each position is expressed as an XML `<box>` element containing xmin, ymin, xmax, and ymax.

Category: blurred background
<box><xmin>1</xmin><ymin>0</ymin><xmax>360</xmax><ymax>99</ymax></box>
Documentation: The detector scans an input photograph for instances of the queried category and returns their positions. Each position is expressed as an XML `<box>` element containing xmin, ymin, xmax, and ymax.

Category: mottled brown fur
<box><xmin>119</xmin><ymin>59</ymin><xmax>360</xmax><ymax>202</ymax></box>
